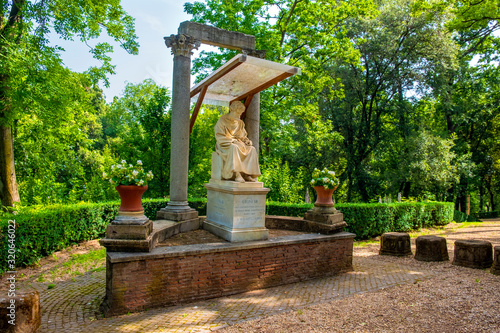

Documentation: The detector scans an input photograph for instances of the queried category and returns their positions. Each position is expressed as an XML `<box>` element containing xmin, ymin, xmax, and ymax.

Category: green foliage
<box><xmin>104</xmin><ymin>79</ymin><xmax>172</xmax><ymax>198</ymax></box>
<box><xmin>260</xmin><ymin>157</ymin><xmax>306</xmax><ymax>203</ymax></box>
<box><xmin>476</xmin><ymin>211</ymin><xmax>499</xmax><ymax>219</ymax></box>
<box><xmin>104</xmin><ymin>160</ymin><xmax>154</xmax><ymax>186</ymax></box>
<box><xmin>0</xmin><ymin>0</ymin><xmax>139</xmax><ymax>207</ymax></box>
<box><xmin>454</xmin><ymin>210</ymin><xmax>481</xmax><ymax>222</ymax></box>
<box><xmin>266</xmin><ymin>201</ymin><xmax>313</xmax><ymax>217</ymax></box>
<box><xmin>189</xmin><ymin>106</ymin><xmax>220</xmax><ymax>197</ymax></box>
<box><xmin>266</xmin><ymin>201</ymin><xmax>454</xmax><ymax>239</ymax></box>
<box><xmin>0</xmin><ymin>202</ymin><xmax>117</xmax><ymax>273</ymax></box>
<box><xmin>0</xmin><ymin>197</ymin><xmax>209</xmax><ymax>273</ymax></box>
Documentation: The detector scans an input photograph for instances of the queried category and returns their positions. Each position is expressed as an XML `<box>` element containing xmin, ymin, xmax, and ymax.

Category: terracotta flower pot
<box><xmin>313</xmin><ymin>185</ymin><xmax>337</xmax><ymax>207</ymax></box>
<box><xmin>115</xmin><ymin>185</ymin><xmax>148</xmax><ymax>212</ymax></box>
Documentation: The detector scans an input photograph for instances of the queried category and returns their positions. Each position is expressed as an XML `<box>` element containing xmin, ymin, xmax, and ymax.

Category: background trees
<box><xmin>0</xmin><ymin>0</ymin><xmax>138</xmax><ymax>207</ymax></box>
<box><xmin>2</xmin><ymin>0</ymin><xmax>499</xmax><ymax>213</ymax></box>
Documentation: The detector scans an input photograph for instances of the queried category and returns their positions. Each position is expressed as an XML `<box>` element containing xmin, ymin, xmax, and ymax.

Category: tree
<box><xmin>0</xmin><ymin>0</ymin><xmax>138</xmax><ymax>207</ymax></box>
<box><xmin>104</xmin><ymin>80</ymin><xmax>171</xmax><ymax>198</ymax></box>
<box><xmin>185</xmin><ymin>0</ymin><xmax>372</xmax><ymax>200</ymax></box>
<box><xmin>321</xmin><ymin>0</ymin><xmax>457</xmax><ymax>201</ymax></box>
<box><xmin>431</xmin><ymin>0</ymin><xmax>500</xmax><ymax>211</ymax></box>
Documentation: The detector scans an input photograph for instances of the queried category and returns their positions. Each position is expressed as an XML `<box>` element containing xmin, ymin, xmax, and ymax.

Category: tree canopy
<box><xmin>2</xmin><ymin>0</ymin><xmax>500</xmax><ymax>215</ymax></box>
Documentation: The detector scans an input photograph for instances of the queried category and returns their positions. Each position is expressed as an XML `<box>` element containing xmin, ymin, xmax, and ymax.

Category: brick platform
<box><xmin>101</xmin><ymin>232</ymin><xmax>354</xmax><ymax>316</ymax></box>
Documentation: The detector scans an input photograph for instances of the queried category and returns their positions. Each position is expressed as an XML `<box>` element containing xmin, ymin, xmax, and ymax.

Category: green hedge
<box><xmin>266</xmin><ymin>201</ymin><xmax>454</xmax><ymax>239</ymax></box>
<box><xmin>477</xmin><ymin>211</ymin><xmax>499</xmax><ymax>219</ymax></box>
<box><xmin>454</xmin><ymin>210</ymin><xmax>481</xmax><ymax>222</ymax></box>
<box><xmin>1</xmin><ymin>199</ymin><xmax>452</xmax><ymax>273</ymax></box>
<box><xmin>0</xmin><ymin>198</ymin><xmax>207</xmax><ymax>273</ymax></box>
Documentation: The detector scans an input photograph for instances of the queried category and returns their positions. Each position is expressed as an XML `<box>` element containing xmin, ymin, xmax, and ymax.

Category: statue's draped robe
<box><xmin>214</xmin><ymin>114</ymin><xmax>261</xmax><ymax>180</ymax></box>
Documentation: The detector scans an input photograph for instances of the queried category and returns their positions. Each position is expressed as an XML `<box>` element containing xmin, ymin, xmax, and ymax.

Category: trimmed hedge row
<box><xmin>0</xmin><ymin>198</ymin><xmax>193</xmax><ymax>274</ymax></box>
<box><xmin>476</xmin><ymin>211</ymin><xmax>499</xmax><ymax>219</ymax></box>
<box><xmin>1</xmin><ymin>199</ymin><xmax>452</xmax><ymax>273</ymax></box>
<box><xmin>454</xmin><ymin>210</ymin><xmax>481</xmax><ymax>222</ymax></box>
<box><xmin>266</xmin><ymin>201</ymin><xmax>454</xmax><ymax>239</ymax></box>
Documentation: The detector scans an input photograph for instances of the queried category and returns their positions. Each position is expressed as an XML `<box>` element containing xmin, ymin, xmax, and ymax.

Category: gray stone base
<box><xmin>99</xmin><ymin>237</ymin><xmax>153</xmax><ymax>253</ymax></box>
<box><xmin>415</xmin><ymin>235</ymin><xmax>449</xmax><ymax>262</ymax></box>
<box><xmin>106</xmin><ymin>220</ymin><xmax>153</xmax><ymax>240</ymax></box>
<box><xmin>112</xmin><ymin>211</ymin><xmax>149</xmax><ymax>225</ymax></box>
<box><xmin>203</xmin><ymin>219</ymin><xmax>269</xmax><ymax>242</ymax></box>
<box><xmin>100</xmin><ymin>218</ymin><xmax>202</xmax><ymax>252</ymax></box>
<box><xmin>266</xmin><ymin>215</ymin><xmax>347</xmax><ymax>234</ymax></box>
<box><xmin>157</xmin><ymin>208</ymin><xmax>199</xmax><ymax>222</ymax></box>
<box><xmin>205</xmin><ymin>180</ymin><xmax>270</xmax><ymax>243</ymax></box>
<box><xmin>304</xmin><ymin>210</ymin><xmax>344</xmax><ymax>225</ymax></box>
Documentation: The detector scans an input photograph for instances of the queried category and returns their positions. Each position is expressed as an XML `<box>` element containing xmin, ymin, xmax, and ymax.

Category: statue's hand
<box><xmin>246</xmin><ymin>139</ymin><xmax>253</xmax><ymax>146</ymax></box>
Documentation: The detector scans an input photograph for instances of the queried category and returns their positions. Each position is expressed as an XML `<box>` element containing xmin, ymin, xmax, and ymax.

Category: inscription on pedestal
<box><xmin>234</xmin><ymin>197</ymin><xmax>264</xmax><ymax>227</ymax></box>
<box><xmin>205</xmin><ymin>181</ymin><xmax>270</xmax><ymax>242</ymax></box>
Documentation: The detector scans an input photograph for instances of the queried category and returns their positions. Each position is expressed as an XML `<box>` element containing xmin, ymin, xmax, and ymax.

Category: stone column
<box><xmin>244</xmin><ymin>93</ymin><xmax>260</xmax><ymax>154</ymax></box>
<box><xmin>158</xmin><ymin>34</ymin><xmax>200</xmax><ymax>221</ymax></box>
<box><xmin>242</xmin><ymin>49</ymin><xmax>265</xmax><ymax>157</ymax></box>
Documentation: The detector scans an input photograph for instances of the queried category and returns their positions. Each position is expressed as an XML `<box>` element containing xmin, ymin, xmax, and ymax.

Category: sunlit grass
<box><xmin>42</xmin><ymin>248</ymin><xmax>106</xmax><ymax>282</ymax></box>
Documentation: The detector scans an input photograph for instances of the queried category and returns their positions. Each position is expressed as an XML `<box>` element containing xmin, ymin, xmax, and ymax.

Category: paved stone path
<box><xmin>31</xmin><ymin>255</ymin><xmax>436</xmax><ymax>333</ymax></box>
<box><xmin>28</xmin><ymin>220</ymin><xmax>499</xmax><ymax>333</ymax></box>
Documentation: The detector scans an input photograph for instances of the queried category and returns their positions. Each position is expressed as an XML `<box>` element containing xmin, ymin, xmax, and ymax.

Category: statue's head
<box><xmin>229</xmin><ymin>101</ymin><xmax>245</xmax><ymax>115</ymax></box>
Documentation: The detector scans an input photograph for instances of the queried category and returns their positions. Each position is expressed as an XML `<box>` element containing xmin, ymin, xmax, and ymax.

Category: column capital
<box><xmin>164</xmin><ymin>34</ymin><xmax>201</xmax><ymax>58</ymax></box>
<box><xmin>242</xmin><ymin>49</ymin><xmax>267</xmax><ymax>59</ymax></box>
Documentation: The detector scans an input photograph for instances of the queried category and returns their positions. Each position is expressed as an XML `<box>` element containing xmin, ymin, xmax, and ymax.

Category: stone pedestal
<box><xmin>379</xmin><ymin>232</ymin><xmax>412</xmax><ymax>256</ymax></box>
<box><xmin>453</xmin><ymin>240</ymin><xmax>493</xmax><ymax>269</ymax></box>
<box><xmin>204</xmin><ymin>180</ymin><xmax>269</xmax><ymax>242</ymax></box>
<box><xmin>0</xmin><ymin>288</ymin><xmax>40</xmax><ymax>333</ymax></box>
<box><xmin>303</xmin><ymin>205</ymin><xmax>347</xmax><ymax>233</ymax></box>
<box><xmin>106</xmin><ymin>211</ymin><xmax>152</xmax><ymax>240</ymax></box>
<box><xmin>415</xmin><ymin>235</ymin><xmax>449</xmax><ymax>262</ymax></box>
<box><xmin>100</xmin><ymin>211</ymin><xmax>153</xmax><ymax>252</ymax></box>
<box><xmin>491</xmin><ymin>246</ymin><xmax>500</xmax><ymax>275</ymax></box>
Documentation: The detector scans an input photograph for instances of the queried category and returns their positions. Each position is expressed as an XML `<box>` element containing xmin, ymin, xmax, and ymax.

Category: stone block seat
<box><xmin>491</xmin><ymin>246</ymin><xmax>500</xmax><ymax>275</ymax></box>
<box><xmin>379</xmin><ymin>232</ymin><xmax>412</xmax><ymax>256</ymax></box>
<box><xmin>414</xmin><ymin>235</ymin><xmax>449</xmax><ymax>262</ymax></box>
<box><xmin>0</xmin><ymin>288</ymin><xmax>40</xmax><ymax>333</ymax></box>
<box><xmin>452</xmin><ymin>239</ymin><xmax>493</xmax><ymax>269</ymax></box>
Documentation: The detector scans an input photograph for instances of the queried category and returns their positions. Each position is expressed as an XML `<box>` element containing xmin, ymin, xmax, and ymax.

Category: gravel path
<box><xmin>218</xmin><ymin>220</ymin><xmax>500</xmax><ymax>333</ymax></box>
<box><xmin>2</xmin><ymin>220</ymin><xmax>499</xmax><ymax>332</ymax></box>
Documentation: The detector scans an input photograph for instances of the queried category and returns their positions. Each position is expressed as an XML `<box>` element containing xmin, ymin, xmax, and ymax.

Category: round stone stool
<box><xmin>415</xmin><ymin>235</ymin><xmax>449</xmax><ymax>262</ymax></box>
<box><xmin>491</xmin><ymin>246</ymin><xmax>500</xmax><ymax>275</ymax></box>
<box><xmin>379</xmin><ymin>232</ymin><xmax>412</xmax><ymax>256</ymax></box>
<box><xmin>452</xmin><ymin>240</ymin><xmax>493</xmax><ymax>269</ymax></box>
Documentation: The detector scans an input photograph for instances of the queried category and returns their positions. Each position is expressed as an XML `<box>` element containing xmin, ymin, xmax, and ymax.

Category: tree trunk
<box><xmin>0</xmin><ymin>125</ymin><xmax>20</xmax><ymax>207</ymax></box>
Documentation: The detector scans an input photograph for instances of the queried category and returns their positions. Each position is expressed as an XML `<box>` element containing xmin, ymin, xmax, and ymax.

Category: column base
<box><xmin>157</xmin><ymin>205</ymin><xmax>199</xmax><ymax>222</ymax></box>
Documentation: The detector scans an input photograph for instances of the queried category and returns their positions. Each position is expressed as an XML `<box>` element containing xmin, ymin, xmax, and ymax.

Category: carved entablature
<box><xmin>164</xmin><ymin>34</ymin><xmax>201</xmax><ymax>58</ymax></box>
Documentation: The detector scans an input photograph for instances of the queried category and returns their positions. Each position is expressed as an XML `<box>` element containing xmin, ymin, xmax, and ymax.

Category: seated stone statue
<box><xmin>214</xmin><ymin>101</ymin><xmax>261</xmax><ymax>183</ymax></box>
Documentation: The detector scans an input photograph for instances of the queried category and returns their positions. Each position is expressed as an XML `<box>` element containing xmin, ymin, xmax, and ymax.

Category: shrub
<box><xmin>477</xmin><ymin>211</ymin><xmax>499</xmax><ymax>219</ymax></box>
<box><xmin>454</xmin><ymin>210</ymin><xmax>481</xmax><ymax>222</ymax></box>
<box><xmin>0</xmin><ymin>198</ymin><xmax>207</xmax><ymax>273</ymax></box>
<box><xmin>0</xmin><ymin>199</ymin><xmax>453</xmax><ymax>272</ymax></box>
<box><xmin>266</xmin><ymin>201</ymin><xmax>454</xmax><ymax>239</ymax></box>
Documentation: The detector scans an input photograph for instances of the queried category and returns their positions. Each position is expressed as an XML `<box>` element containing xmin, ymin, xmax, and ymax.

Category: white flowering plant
<box><xmin>310</xmin><ymin>167</ymin><xmax>340</xmax><ymax>190</ymax></box>
<box><xmin>102</xmin><ymin>160</ymin><xmax>154</xmax><ymax>186</ymax></box>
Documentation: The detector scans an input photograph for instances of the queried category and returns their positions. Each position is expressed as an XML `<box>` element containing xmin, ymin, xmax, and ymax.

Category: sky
<box><xmin>52</xmin><ymin>0</ymin><xmax>210</xmax><ymax>103</ymax></box>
